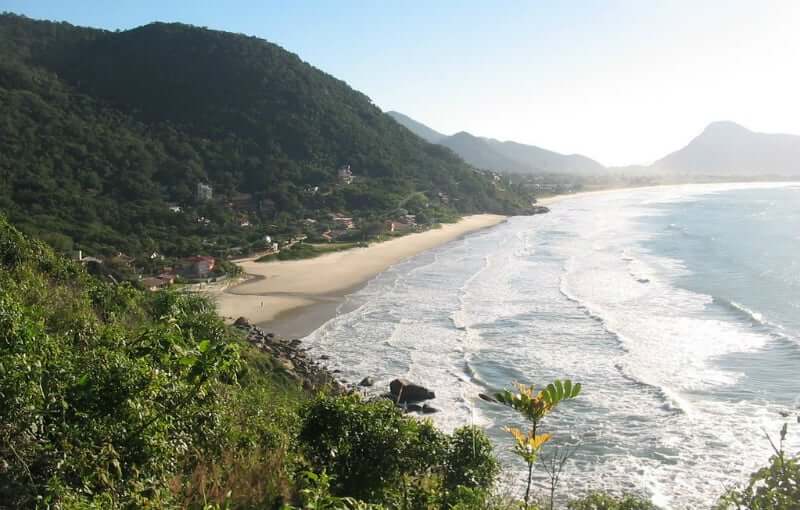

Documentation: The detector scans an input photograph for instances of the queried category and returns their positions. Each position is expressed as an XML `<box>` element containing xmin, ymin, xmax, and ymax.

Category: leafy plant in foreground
<box><xmin>496</xmin><ymin>379</ymin><xmax>582</xmax><ymax>508</ymax></box>
<box><xmin>714</xmin><ymin>423</ymin><xmax>800</xmax><ymax>510</ymax></box>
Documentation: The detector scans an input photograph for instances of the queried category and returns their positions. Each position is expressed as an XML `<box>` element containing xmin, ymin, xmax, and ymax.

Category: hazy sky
<box><xmin>4</xmin><ymin>1</ymin><xmax>799</xmax><ymax>166</ymax></box>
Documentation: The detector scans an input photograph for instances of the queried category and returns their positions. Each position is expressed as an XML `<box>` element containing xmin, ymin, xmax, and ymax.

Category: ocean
<box><xmin>304</xmin><ymin>182</ymin><xmax>800</xmax><ymax>509</ymax></box>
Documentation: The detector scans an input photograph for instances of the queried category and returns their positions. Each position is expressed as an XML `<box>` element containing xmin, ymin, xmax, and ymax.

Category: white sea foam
<box><xmin>304</xmin><ymin>184</ymin><xmax>800</xmax><ymax>509</ymax></box>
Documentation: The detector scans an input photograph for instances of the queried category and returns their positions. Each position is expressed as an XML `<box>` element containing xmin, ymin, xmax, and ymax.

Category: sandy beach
<box><xmin>213</xmin><ymin>214</ymin><xmax>507</xmax><ymax>338</ymax></box>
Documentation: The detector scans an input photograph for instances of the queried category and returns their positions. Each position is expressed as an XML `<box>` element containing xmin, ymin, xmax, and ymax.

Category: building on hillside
<box><xmin>329</xmin><ymin>213</ymin><xmax>355</xmax><ymax>230</ymax></box>
<box><xmin>184</xmin><ymin>256</ymin><xmax>216</xmax><ymax>277</ymax></box>
<box><xmin>141</xmin><ymin>276</ymin><xmax>172</xmax><ymax>291</ymax></box>
<box><xmin>386</xmin><ymin>221</ymin><xmax>414</xmax><ymax>234</ymax></box>
<box><xmin>337</xmin><ymin>165</ymin><xmax>353</xmax><ymax>184</ymax></box>
<box><xmin>228</xmin><ymin>192</ymin><xmax>252</xmax><ymax>210</ymax></box>
<box><xmin>76</xmin><ymin>250</ymin><xmax>103</xmax><ymax>265</ymax></box>
<box><xmin>168</xmin><ymin>205</ymin><xmax>182</xmax><ymax>213</ymax></box>
<box><xmin>196</xmin><ymin>183</ymin><xmax>213</xmax><ymax>202</ymax></box>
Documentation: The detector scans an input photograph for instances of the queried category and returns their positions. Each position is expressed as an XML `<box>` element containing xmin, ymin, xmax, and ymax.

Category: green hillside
<box><xmin>0</xmin><ymin>13</ymin><xmax>531</xmax><ymax>259</ymax></box>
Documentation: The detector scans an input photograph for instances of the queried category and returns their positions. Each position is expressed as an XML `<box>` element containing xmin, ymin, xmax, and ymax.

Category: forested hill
<box><xmin>0</xmin><ymin>13</ymin><xmax>531</xmax><ymax>258</ymax></box>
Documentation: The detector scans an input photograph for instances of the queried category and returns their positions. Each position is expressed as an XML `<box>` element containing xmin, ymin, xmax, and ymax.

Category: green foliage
<box><xmin>715</xmin><ymin>424</ymin><xmax>800</xmax><ymax>510</ymax></box>
<box><xmin>444</xmin><ymin>426</ymin><xmax>500</xmax><ymax>493</ymax></box>
<box><xmin>496</xmin><ymin>380</ymin><xmax>582</xmax><ymax>508</ymax></box>
<box><xmin>567</xmin><ymin>493</ymin><xmax>659</xmax><ymax>510</ymax></box>
<box><xmin>0</xmin><ymin>13</ymin><xmax>532</xmax><ymax>260</ymax></box>
<box><xmin>298</xmin><ymin>394</ymin><xmax>444</xmax><ymax>501</ymax></box>
<box><xmin>298</xmin><ymin>394</ymin><xmax>499</xmax><ymax>505</ymax></box>
<box><xmin>0</xmin><ymin>215</ymin><xmax>295</xmax><ymax>508</ymax></box>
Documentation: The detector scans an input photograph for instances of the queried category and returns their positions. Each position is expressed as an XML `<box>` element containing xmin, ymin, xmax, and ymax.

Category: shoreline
<box><xmin>211</xmin><ymin>214</ymin><xmax>508</xmax><ymax>338</ymax></box>
<box><xmin>212</xmin><ymin>181</ymin><xmax>799</xmax><ymax>339</ymax></box>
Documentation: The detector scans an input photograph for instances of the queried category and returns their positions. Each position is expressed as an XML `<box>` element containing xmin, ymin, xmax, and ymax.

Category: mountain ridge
<box><xmin>652</xmin><ymin>121</ymin><xmax>800</xmax><ymax>176</ymax></box>
<box><xmin>0</xmin><ymin>14</ymin><xmax>532</xmax><ymax>258</ymax></box>
<box><xmin>387</xmin><ymin>111</ymin><xmax>607</xmax><ymax>176</ymax></box>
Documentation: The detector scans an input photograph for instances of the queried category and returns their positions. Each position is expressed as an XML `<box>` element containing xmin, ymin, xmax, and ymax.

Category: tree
<box><xmin>495</xmin><ymin>379</ymin><xmax>582</xmax><ymax>508</ymax></box>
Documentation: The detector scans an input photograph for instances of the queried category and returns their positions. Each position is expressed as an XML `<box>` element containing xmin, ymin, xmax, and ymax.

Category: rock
<box><xmin>320</xmin><ymin>354</ymin><xmax>330</xmax><ymax>360</ymax></box>
<box><xmin>266</xmin><ymin>333</ymin><xmax>275</xmax><ymax>340</ymax></box>
<box><xmin>478</xmin><ymin>393</ymin><xmax>498</xmax><ymax>403</ymax></box>
<box><xmin>233</xmin><ymin>316</ymin><xmax>251</xmax><ymax>327</ymax></box>
<box><xmin>404</xmin><ymin>403</ymin><xmax>423</xmax><ymax>413</ymax></box>
<box><xmin>389</xmin><ymin>378</ymin><xmax>435</xmax><ymax>403</ymax></box>
<box><xmin>421</xmin><ymin>404</ymin><xmax>439</xmax><ymax>414</ymax></box>
<box><xmin>290</xmin><ymin>339</ymin><xmax>302</xmax><ymax>348</ymax></box>
<box><xmin>359</xmin><ymin>376</ymin><xmax>375</xmax><ymax>387</ymax></box>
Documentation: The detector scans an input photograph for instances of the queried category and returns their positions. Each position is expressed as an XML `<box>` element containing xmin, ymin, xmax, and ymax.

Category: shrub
<box><xmin>715</xmin><ymin>425</ymin><xmax>800</xmax><ymax>510</ymax></box>
<box><xmin>298</xmin><ymin>395</ymin><xmax>500</xmax><ymax>505</ymax></box>
<box><xmin>298</xmin><ymin>394</ymin><xmax>446</xmax><ymax>501</ymax></box>
<box><xmin>567</xmin><ymin>492</ymin><xmax>659</xmax><ymax>510</ymax></box>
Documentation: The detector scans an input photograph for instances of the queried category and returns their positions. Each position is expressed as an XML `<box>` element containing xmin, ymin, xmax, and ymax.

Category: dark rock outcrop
<box><xmin>421</xmin><ymin>404</ymin><xmax>439</xmax><ymax>414</ymax></box>
<box><xmin>359</xmin><ymin>376</ymin><xmax>375</xmax><ymax>387</ymax></box>
<box><xmin>234</xmin><ymin>321</ymin><xmax>345</xmax><ymax>394</ymax></box>
<box><xmin>389</xmin><ymin>378</ymin><xmax>435</xmax><ymax>403</ymax></box>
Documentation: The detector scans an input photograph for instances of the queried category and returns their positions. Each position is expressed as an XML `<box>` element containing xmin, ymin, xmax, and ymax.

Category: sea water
<box><xmin>304</xmin><ymin>182</ymin><xmax>800</xmax><ymax>509</ymax></box>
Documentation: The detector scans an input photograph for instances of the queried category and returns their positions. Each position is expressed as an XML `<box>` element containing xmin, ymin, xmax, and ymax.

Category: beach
<box><xmin>212</xmin><ymin>214</ymin><xmax>507</xmax><ymax>338</ymax></box>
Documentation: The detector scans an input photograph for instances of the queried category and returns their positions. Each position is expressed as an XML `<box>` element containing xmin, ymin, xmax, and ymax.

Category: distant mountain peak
<box><xmin>652</xmin><ymin>120</ymin><xmax>800</xmax><ymax>176</ymax></box>
<box><xmin>700</xmin><ymin>121</ymin><xmax>750</xmax><ymax>136</ymax></box>
<box><xmin>389</xmin><ymin>112</ymin><xmax>606</xmax><ymax>176</ymax></box>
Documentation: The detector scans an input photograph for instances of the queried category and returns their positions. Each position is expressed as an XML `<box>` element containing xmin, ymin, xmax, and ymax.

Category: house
<box><xmin>111</xmin><ymin>253</ymin><xmax>135</xmax><ymax>267</ymax></box>
<box><xmin>184</xmin><ymin>256</ymin><xmax>216</xmax><ymax>278</ymax></box>
<box><xmin>400</xmin><ymin>214</ymin><xmax>417</xmax><ymax>225</ymax></box>
<box><xmin>141</xmin><ymin>277</ymin><xmax>172</xmax><ymax>291</ymax></box>
<box><xmin>196</xmin><ymin>183</ymin><xmax>213</xmax><ymax>201</ymax></box>
<box><xmin>337</xmin><ymin>165</ymin><xmax>353</xmax><ymax>184</ymax></box>
<box><xmin>386</xmin><ymin>221</ymin><xmax>413</xmax><ymax>234</ymax></box>
<box><xmin>76</xmin><ymin>250</ymin><xmax>103</xmax><ymax>265</ymax></box>
<box><xmin>329</xmin><ymin>213</ymin><xmax>355</xmax><ymax>230</ymax></box>
<box><xmin>228</xmin><ymin>192</ymin><xmax>253</xmax><ymax>210</ymax></box>
<box><xmin>168</xmin><ymin>205</ymin><xmax>182</xmax><ymax>213</ymax></box>
<box><xmin>157</xmin><ymin>272</ymin><xmax>176</xmax><ymax>284</ymax></box>
<box><xmin>303</xmin><ymin>185</ymin><xmax>320</xmax><ymax>195</ymax></box>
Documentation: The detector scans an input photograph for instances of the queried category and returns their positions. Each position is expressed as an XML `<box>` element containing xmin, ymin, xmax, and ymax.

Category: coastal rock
<box><xmin>359</xmin><ymin>376</ymin><xmax>375</xmax><ymax>387</ymax></box>
<box><xmin>404</xmin><ymin>403</ymin><xmax>423</xmax><ymax>413</ymax></box>
<box><xmin>478</xmin><ymin>393</ymin><xmax>498</xmax><ymax>403</ymax></box>
<box><xmin>421</xmin><ymin>404</ymin><xmax>439</xmax><ymax>414</ymax></box>
<box><xmin>233</xmin><ymin>316</ymin><xmax>251</xmax><ymax>327</ymax></box>
<box><xmin>290</xmin><ymin>339</ymin><xmax>302</xmax><ymax>348</ymax></box>
<box><xmin>389</xmin><ymin>378</ymin><xmax>435</xmax><ymax>403</ymax></box>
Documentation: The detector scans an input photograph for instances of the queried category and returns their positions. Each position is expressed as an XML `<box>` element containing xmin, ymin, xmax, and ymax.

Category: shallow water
<box><xmin>305</xmin><ymin>182</ymin><xmax>800</xmax><ymax>509</ymax></box>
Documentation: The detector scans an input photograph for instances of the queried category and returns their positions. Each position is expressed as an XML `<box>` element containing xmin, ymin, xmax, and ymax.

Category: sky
<box><xmin>3</xmin><ymin>1</ymin><xmax>800</xmax><ymax>166</ymax></box>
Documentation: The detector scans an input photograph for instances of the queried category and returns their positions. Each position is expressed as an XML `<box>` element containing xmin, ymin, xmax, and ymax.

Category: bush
<box><xmin>298</xmin><ymin>394</ymin><xmax>446</xmax><ymax>501</ymax></box>
<box><xmin>568</xmin><ymin>493</ymin><xmax>659</xmax><ymax>510</ymax></box>
<box><xmin>298</xmin><ymin>395</ymin><xmax>500</xmax><ymax>505</ymax></box>
<box><xmin>715</xmin><ymin>449</ymin><xmax>800</xmax><ymax>510</ymax></box>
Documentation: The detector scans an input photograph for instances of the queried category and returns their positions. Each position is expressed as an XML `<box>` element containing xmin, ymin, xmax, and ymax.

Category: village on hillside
<box><xmin>74</xmin><ymin>164</ymin><xmax>524</xmax><ymax>291</ymax></box>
